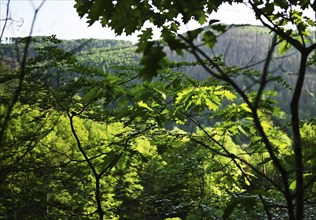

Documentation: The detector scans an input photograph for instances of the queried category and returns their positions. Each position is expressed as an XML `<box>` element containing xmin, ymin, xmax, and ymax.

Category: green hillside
<box><xmin>1</xmin><ymin>25</ymin><xmax>315</xmax><ymax>118</ymax></box>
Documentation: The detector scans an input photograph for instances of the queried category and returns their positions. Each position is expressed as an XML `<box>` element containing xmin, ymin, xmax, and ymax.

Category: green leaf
<box><xmin>210</xmin><ymin>23</ymin><xmax>227</xmax><ymax>33</ymax></box>
<box><xmin>240</xmin><ymin>103</ymin><xmax>252</xmax><ymax>113</ymax></box>
<box><xmin>138</xmin><ymin>101</ymin><xmax>154</xmax><ymax>111</ymax></box>
<box><xmin>101</xmin><ymin>151</ymin><xmax>123</xmax><ymax>176</ymax></box>
<box><xmin>136</xmin><ymin>28</ymin><xmax>153</xmax><ymax>53</ymax></box>
<box><xmin>244</xmin><ymin>176</ymin><xmax>251</xmax><ymax>186</ymax></box>
<box><xmin>223</xmin><ymin>90</ymin><xmax>237</xmax><ymax>101</ymax></box>
<box><xmin>176</xmin><ymin>88</ymin><xmax>194</xmax><ymax>110</ymax></box>
<box><xmin>204</xmin><ymin>97</ymin><xmax>218</xmax><ymax>111</ymax></box>
<box><xmin>152</xmin><ymin>87</ymin><xmax>167</xmax><ymax>100</ymax></box>
<box><xmin>297</xmin><ymin>22</ymin><xmax>307</xmax><ymax>33</ymax></box>
<box><xmin>170</xmin><ymin>22</ymin><xmax>179</xmax><ymax>32</ymax></box>
<box><xmin>139</xmin><ymin>43</ymin><xmax>167</xmax><ymax>81</ymax></box>
<box><xmin>75</xmin><ymin>0</ymin><xmax>93</xmax><ymax>18</ymax></box>
<box><xmin>186</xmin><ymin>28</ymin><xmax>203</xmax><ymax>41</ymax></box>
<box><xmin>202</xmin><ymin>30</ymin><xmax>217</xmax><ymax>49</ymax></box>
<box><xmin>290</xmin><ymin>180</ymin><xmax>296</xmax><ymax>191</ymax></box>
<box><xmin>275</xmin><ymin>0</ymin><xmax>289</xmax><ymax>9</ymax></box>
<box><xmin>88</xmin><ymin>0</ymin><xmax>105</xmax><ymax>25</ymax></box>
<box><xmin>82</xmin><ymin>86</ymin><xmax>104</xmax><ymax>103</ymax></box>
<box><xmin>162</xmin><ymin>28</ymin><xmax>187</xmax><ymax>55</ymax></box>
<box><xmin>300</xmin><ymin>0</ymin><xmax>309</xmax><ymax>9</ymax></box>
<box><xmin>265</xmin><ymin>3</ymin><xmax>275</xmax><ymax>14</ymax></box>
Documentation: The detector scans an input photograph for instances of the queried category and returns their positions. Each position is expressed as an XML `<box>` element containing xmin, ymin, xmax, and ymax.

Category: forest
<box><xmin>1</xmin><ymin>0</ymin><xmax>316</xmax><ymax>219</ymax></box>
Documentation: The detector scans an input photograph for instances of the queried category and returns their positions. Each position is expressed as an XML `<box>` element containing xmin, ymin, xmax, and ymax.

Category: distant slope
<box><xmin>0</xmin><ymin>37</ymin><xmax>139</xmax><ymax>75</ymax></box>
<box><xmin>1</xmin><ymin>26</ymin><xmax>315</xmax><ymax>117</ymax></box>
<box><xmin>0</xmin><ymin>26</ymin><xmax>302</xmax><ymax>75</ymax></box>
<box><xmin>168</xmin><ymin>25</ymin><xmax>301</xmax><ymax>79</ymax></box>
<box><xmin>76</xmin><ymin>44</ymin><xmax>139</xmax><ymax>71</ymax></box>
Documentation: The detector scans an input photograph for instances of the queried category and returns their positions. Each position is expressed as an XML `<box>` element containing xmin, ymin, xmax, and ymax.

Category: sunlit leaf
<box><xmin>138</xmin><ymin>101</ymin><xmax>154</xmax><ymax>111</ymax></box>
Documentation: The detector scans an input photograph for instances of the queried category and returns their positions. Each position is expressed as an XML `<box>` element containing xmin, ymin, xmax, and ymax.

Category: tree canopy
<box><xmin>0</xmin><ymin>0</ymin><xmax>316</xmax><ymax>219</ymax></box>
<box><xmin>74</xmin><ymin>1</ymin><xmax>316</xmax><ymax>219</ymax></box>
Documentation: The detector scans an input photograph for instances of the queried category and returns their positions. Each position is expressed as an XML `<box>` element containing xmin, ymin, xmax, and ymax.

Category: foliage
<box><xmin>1</xmin><ymin>0</ymin><xmax>316</xmax><ymax>219</ymax></box>
<box><xmin>75</xmin><ymin>1</ymin><xmax>316</xmax><ymax>220</ymax></box>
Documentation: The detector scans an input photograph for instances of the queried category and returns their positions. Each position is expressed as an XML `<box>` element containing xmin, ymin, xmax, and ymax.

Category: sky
<box><xmin>0</xmin><ymin>0</ymin><xmax>262</xmax><ymax>43</ymax></box>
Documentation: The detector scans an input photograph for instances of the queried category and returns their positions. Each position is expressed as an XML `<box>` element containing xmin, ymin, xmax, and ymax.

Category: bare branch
<box><xmin>0</xmin><ymin>0</ymin><xmax>11</xmax><ymax>42</ymax></box>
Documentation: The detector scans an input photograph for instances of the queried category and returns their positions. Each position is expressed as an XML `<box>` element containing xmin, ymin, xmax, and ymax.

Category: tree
<box><xmin>75</xmin><ymin>1</ymin><xmax>316</xmax><ymax>219</ymax></box>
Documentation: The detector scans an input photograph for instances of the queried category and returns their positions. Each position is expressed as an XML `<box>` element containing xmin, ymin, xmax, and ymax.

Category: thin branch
<box><xmin>178</xmin><ymin>31</ymin><xmax>290</xmax><ymax>192</ymax></box>
<box><xmin>67</xmin><ymin>110</ymin><xmax>104</xmax><ymax>219</ymax></box>
<box><xmin>0</xmin><ymin>0</ymin><xmax>46</xmax><ymax>145</ymax></box>
<box><xmin>258</xmin><ymin>194</ymin><xmax>273</xmax><ymax>220</ymax></box>
<box><xmin>184</xmin><ymin>112</ymin><xmax>283</xmax><ymax>192</ymax></box>
<box><xmin>235</xmin><ymin>52</ymin><xmax>298</xmax><ymax>72</ymax></box>
<box><xmin>189</xmin><ymin>136</ymin><xmax>283</xmax><ymax>193</ymax></box>
<box><xmin>249</xmin><ymin>0</ymin><xmax>303</xmax><ymax>53</ymax></box>
<box><xmin>176</xmin><ymin>11</ymin><xmax>296</xmax><ymax>218</ymax></box>
<box><xmin>0</xmin><ymin>0</ymin><xmax>11</xmax><ymax>42</ymax></box>
<box><xmin>291</xmin><ymin>52</ymin><xmax>308</xmax><ymax>220</ymax></box>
